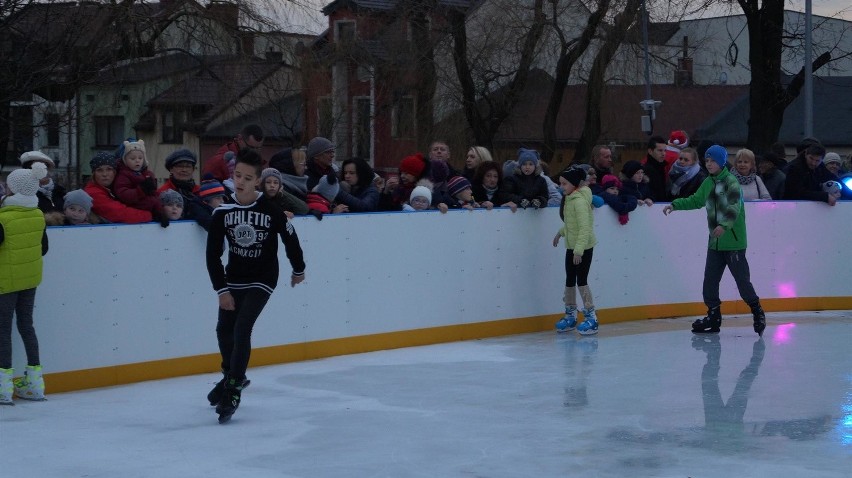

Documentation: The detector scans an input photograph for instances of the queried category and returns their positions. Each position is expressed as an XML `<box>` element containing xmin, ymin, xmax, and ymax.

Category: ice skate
<box><xmin>216</xmin><ymin>376</ymin><xmax>248</xmax><ymax>424</ymax></box>
<box><xmin>556</xmin><ymin>305</ymin><xmax>577</xmax><ymax>332</ymax></box>
<box><xmin>13</xmin><ymin>365</ymin><xmax>45</xmax><ymax>401</ymax></box>
<box><xmin>0</xmin><ymin>368</ymin><xmax>14</xmax><ymax>405</ymax></box>
<box><xmin>692</xmin><ymin>307</ymin><xmax>721</xmax><ymax>334</ymax></box>
<box><xmin>750</xmin><ymin>303</ymin><xmax>766</xmax><ymax>337</ymax></box>
<box><xmin>577</xmin><ymin>308</ymin><xmax>599</xmax><ymax>336</ymax></box>
<box><xmin>208</xmin><ymin>371</ymin><xmax>249</xmax><ymax>406</ymax></box>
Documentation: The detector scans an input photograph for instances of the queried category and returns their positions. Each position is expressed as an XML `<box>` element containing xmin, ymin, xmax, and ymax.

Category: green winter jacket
<box><xmin>671</xmin><ymin>167</ymin><xmax>747</xmax><ymax>251</ymax></box>
<box><xmin>0</xmin><ymin>205</ymin><xmax>46</xmax><ymax>293</ymax></box>
<box><xmin>559</xmin><ymin>186</ymin><xmax>597</xmax><ymax>255</ymax></box>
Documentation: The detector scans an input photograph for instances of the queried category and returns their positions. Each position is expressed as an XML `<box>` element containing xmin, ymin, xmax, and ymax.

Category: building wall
<box><xmin>10</xmin><ymin>201</ymin><xmax>852</xmax><ymax>393</ymax></box>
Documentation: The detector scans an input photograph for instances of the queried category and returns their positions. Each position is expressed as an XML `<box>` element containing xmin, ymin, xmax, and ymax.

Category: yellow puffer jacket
<box><xmin>559</xmin><ymin>186</ymin><xmax>597</xmax><ymax>256</ymax></box>
<box><xmin>0</xmin><ymin>205</ymin><xmax>46</xmax><ymax>293</ymax></box>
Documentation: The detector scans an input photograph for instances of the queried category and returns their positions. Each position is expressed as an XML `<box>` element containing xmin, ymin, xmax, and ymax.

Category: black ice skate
<box><xmin>216</xmin><ymin>377</ymin><xmax>248</xmax><ymax>424</ymax></box>
<box><xmin>750</xmin><ymin>303</ymin><xmax>766</xmax><ymax>337</ymax></box>
<box><xmin>208</xmin><ymin>372</ymin><xmax>249</xmax><ymax>406</ymax></box>
<box><xmin>692</xmin><ymin>307</ymin><xmax>722</xmax><ymax>334</ymax></box>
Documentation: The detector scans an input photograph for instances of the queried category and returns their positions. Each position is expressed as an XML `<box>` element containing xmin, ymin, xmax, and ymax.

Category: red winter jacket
<box><xmin>84</xmin><ymin>180</ymin><xmax>153</xmax><ymax>224</ymax></box>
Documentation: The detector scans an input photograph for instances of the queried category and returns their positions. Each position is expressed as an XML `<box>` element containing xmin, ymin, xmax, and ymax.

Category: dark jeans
<box><xmin>216</xmin><ymin>288</ymin><xmax>271</xmax><ymax>381</ymax></box>
<box><xmin>565</xmin><ymin>248</ymin><xmax>594</xmax><ymax>287</ymax></box>
<box><xmin>0</xmin><ymin>288</ymin><xmax>40</xmax><ymax>369</ymax></box>
<box><xmin>702</xmin><ymin>249</ymin><xmax>760</xmax><ymax>310</ymax></box>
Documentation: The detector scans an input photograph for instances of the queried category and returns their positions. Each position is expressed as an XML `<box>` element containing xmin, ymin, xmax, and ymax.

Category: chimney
<box><xmin>675</xmin><ymin>35</ymin><xmax>693</xmax><ymax>86</ymax></box>
<box><xmin>207</xmin><ymin>1</ymin><xmax>239</xmax><ymax>31</ymax></box>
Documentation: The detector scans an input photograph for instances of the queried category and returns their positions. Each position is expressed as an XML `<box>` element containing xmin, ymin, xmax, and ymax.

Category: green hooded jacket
<box><xmin>671</xmin><ymin>167</ymin><xmax>747</xmax><ymax>251</ymax></box>
<box><xmin>559</xmin><ymin>186</ymin><xmax>597</xmax><ymax>255</ymax></box>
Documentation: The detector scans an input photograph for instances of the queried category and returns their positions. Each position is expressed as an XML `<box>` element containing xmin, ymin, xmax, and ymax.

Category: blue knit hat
<box><xmin>704</xmin><ymin>145</ymin><xmax>728</xmax><ymax>168</ymax></box>
<box><xmin>517</xmin><ymin>148</ymin><xmax>540</xmax><ymax>167</ymax></box>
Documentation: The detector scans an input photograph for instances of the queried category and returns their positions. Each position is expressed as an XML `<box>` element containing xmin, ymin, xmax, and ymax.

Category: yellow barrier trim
<box><xmin>44</xmin><ymin>296</ymin><xmax>852</xmax><ymax>393</ymax></box>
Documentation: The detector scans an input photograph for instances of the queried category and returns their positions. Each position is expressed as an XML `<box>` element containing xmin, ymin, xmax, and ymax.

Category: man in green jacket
<box><xmin>663</xmin><ymin>145</ymin><xmax>766</xmax><ymax>336</ymax></box>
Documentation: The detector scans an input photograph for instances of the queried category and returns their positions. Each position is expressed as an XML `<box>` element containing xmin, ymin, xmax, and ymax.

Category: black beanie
<box><xmin>560</xmin><ymin>168</ymin><xmax>586</xmax><ymax>187</ymax></box>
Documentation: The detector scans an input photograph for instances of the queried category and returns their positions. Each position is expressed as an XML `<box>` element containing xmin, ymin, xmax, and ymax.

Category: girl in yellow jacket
<box><xmin>552</xmin><ymin>168</ymin><xmax>599</xmax><ymax>335</ymax></box>
<box><xmin>0</xmin><ymin>163</ymin><xmax>49</xmax><ymax>404</ymax></box>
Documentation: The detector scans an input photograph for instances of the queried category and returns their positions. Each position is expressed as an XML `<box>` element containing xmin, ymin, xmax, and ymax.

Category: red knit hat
<box><xmin>600</xmin><ymin>174</ymin><xmax>622</xmax><ymax>190</ymax></box>
<box><xmin>399</xmin><ymin>153</ymin><xmax>426</xmax><ymax>178</ymax></box>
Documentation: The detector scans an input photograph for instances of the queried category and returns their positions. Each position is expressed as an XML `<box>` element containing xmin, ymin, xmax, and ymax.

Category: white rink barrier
<box><xmin>10</xmin><ymin>201</ymin><xmax>851</xmax><ymax>391</ymax></box>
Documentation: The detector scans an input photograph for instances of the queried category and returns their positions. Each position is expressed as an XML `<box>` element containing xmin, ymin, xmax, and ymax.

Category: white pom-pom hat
<box><xmin>7</xmin><ymin>162</ymin><xmax>48</xmax><ymax>197</ymax></box>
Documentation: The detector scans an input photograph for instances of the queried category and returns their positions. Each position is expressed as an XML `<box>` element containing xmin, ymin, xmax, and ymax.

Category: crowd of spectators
<box><xmin>1</xmin><ymin>127</ymin><xmax>849</xmax><ymax>230</ymax></box>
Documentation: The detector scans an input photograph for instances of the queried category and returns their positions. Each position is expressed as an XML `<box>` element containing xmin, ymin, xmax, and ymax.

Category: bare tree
<box><xmin>541</xmin><ymin>0</ymin><xmax>612</xmax><ymax>163</ymax></box>
<box><xmin>572</xmin><ymin>0</ymin><xmax>643</xmax><ymax>163</ymax></box>
<box><xmin>447</xmin><ymin>0</ymin><xmax>547</xmax><ymax>150</ymax></box>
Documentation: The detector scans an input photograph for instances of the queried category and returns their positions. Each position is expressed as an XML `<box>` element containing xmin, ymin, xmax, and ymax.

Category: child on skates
<box><xmin>205</xmin><ymin>148</ymin><xmax>306</xmax><ymax>423</ymax></box>
<box><xmin>663</xmin><ymin>144</ymin><xmax>766</xmax><ymax>336</ymax></box>
<box><xmin>552</xmin><ymin>168</ymin><xmax>599</xmax><ymax>335</ymax></box>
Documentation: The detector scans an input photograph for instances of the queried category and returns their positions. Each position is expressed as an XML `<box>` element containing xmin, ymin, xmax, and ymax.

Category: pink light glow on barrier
<box><xmin>776</xmin><ymin>282</ymin><xmax>798</xmax><ymax>298</ymax></box>
<box><xmin>772</xmin><ymin>323</ymin><xmax>796</xmax><ymax>344</ymax></box>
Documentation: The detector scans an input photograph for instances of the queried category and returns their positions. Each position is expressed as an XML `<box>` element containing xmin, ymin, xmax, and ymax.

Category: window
<box><xmin>162</xmin><ymin>109</ymin><xmax>184</xmax><ymax>144</ymax></box>
<box><xmin>336</xmin><ymin>21</ymin><xmax>355</xmax><ymax>43</ymax></box>
<box><xmin>391</xmin><ymin>96</ymin><xmax>415</xmax><ymax>139</ymax></box>
<box><xmin>94</xmin><ymin>116</ymin><xmax>124</xmax><ymax>147</ymax></box>
<box><xmin>318</xmin><ymin>97</ymin><xmax>333</xmax><ymax>140</ymax></box>
<box><xmin>11</xmin><ymin>105</ymin><xmax>34</xmax><ymax>154</ymax></box>
<box><xmin>46</xmin><ymin>113</ymin><xmax>60</xmax><ymax>146</ymax></box>
<box><xmin>353</xmin><ymin>97</ymin><xmax>371</xmax><ymax>159</ymax></box>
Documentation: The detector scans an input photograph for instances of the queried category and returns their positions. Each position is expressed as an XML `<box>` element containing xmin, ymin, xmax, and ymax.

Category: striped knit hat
<box><xmin>198</xmin><ymin>179</ymin><xmax>226</xmax><ymax>201</ymax></box>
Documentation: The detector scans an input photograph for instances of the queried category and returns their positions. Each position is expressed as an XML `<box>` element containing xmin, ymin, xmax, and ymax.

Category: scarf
<box><xmin>668</xmin><ymin>161</ymin><xmax>700</xmax><ymax>196</ymax></box>
<box><xmin>483</xmin><ymin>185</ymin><xmax>498</xmax><ymax>201</ymax></box>
<box><xmin>38</xmin><ymin>178</ymin><xmax>55</xmax><ymax>199</ymax></box>
<box><xmin>1</xmin><ymin>194</ymin><xmax>39</xmax><ymax>208</ymax></box>
<box><xmin>733</xmin><ymin>170</ymin><xmax>756</xmax><ymax>185</ymax></box>
<box><xmin>170</xmin><ymin>177</ymin><xmax>196</xmax><ymax>195</ymax></box>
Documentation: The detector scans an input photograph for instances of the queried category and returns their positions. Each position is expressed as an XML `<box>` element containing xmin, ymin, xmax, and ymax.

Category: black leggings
<box><xmin>216</xmin><ymin>288</ymin><xmax>271</xmax><ymax>381</ymax></box>
<box><xmin>565</xmin><ymin>248</ymin><xmax>594</xmax><ymax>287</ymax></box>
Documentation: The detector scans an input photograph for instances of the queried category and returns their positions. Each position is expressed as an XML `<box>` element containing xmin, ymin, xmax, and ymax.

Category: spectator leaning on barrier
<box><xmin>471</xmin><ymin>161</ymin><xmax>517</xmax><ymax>212</ymax></box>
<box><xmin>159</xmin><ymin>189</ymin><xmax>184</xmax><ymax>221</ymax></box>
<box><xmin>402</xmin><ymin>183</ymin><xmax>433</xmax><ymax>212</ymax></box>
<box><xmin>113</xmin><ymin>140</ymin><xmax>164</xmax><ymax>225</ymax></box>
<box><xmin>462</xmin><ymin>146</ymin><xmax>493</xmax><ymax>181</ymax></box>
<box><xmin>0</xmin><ymin>162</ymin><xmax>50</xmax><ymax>404</ymax></box>
<box><xmin>269</xmin><ymin>148</ymin><xmax>310</xmax><ymax>201</ymax></box>
<box><xmin>733</xmin><ymin>148</ymin><xmax>771</xmax><ymax>200</ymax></box>
<box><xmin>504</xmin><ymin>148</ymin><xmax>548</xmax><ymax>209</ymax></box>
<box><xmin>20</xmin><ymin>151</ymin><xmax>65</xmax><ymax>214</ymax></box>
<box><xmin>823</xmin><ymin>152</ymin><xmax>843</xmax><ymax>177</ymax></box>
<box><xmin>620</xmin><ymin>160</ymin><xmax>653</xmax><ymax>206</ymax></box>
<box><xmin>203</xmin><ymin>124</ymin><xmax>265</xmax><ymax>183</ymax></box>
<box><xmin>643</xmin><ymin>135</ymin><xmax>669</xmax><ymax>202</ymax></box>
<box><xmin>259</xmin><ymin>167</ymin><xmax>319</xmax><ymax>220</ymax></box>
<box><xmin>783</xmin><ymin>143</ymin><xmax>840</xmax><ymax>206</ymax></box>
<box><xmin>757</xmin><ymin>152</ymin><xmax>786</xmax><ymax>200</ymax></box>
<box><xmin>84</xmin><ymin>152</ymin><xmax>153</xmax><ymax>224</ymax></box>
<box><xmin>662</xmin><ymin>144</ymin><xmax>766</xmax><ymax>337</ymax></box>
<box><xmin>669</xmin><ymin>147</ymin><xmax>707</xmax><ymax>200</ymax></box>
<box><xmin>59</xmin><ymin>189</ymin><xmax>97</xmax><ymax>226</ymax></box>
<box><xmin>599</xmin><ymin>174</ymin><xmax>637</xmax><ymax>226</ymax></box>
<box><xmin>335</xmin><ymin>157</ymin><xmax>379</xmax><ymax>213</ymax></box>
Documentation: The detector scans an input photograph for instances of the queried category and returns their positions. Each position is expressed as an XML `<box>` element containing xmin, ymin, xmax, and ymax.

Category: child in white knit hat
<box><xmin>0</xmin><ymin>162</ymin><xmax>50</xmax><ymax>404</ymax></box>
<box><xmin>113</xmin><ymin>139</ymin><xmax>161</xmax><ymax>217</ymax></box>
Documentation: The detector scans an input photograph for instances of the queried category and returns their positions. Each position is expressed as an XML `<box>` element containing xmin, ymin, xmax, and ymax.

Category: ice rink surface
<box><xmin>2</xmin><ymin>311</ymin><xmax>851</xmax><ymax>478</ymax></box>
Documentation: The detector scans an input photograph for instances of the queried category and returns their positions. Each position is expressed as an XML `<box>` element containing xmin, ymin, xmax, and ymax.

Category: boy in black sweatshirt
<box><xmin>205</xmin><ymin>148</ymin><xmax>306</xmax><ymax>423</ymax></box>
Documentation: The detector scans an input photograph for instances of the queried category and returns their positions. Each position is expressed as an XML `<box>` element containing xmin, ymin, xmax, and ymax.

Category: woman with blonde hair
<box><xmin>462</xmin><ymin>146</ymin><xmax>493</xmax><ymax>180</ymax></box>
<box><xmin>732</xmin><ymin>148</ymin><xmax>771</xmax><ymax>200</ymax></box>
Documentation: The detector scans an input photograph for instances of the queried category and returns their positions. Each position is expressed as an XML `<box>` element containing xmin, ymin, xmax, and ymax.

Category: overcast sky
<box><xmin>275</xmin><ymin>0</ymin><xmax>851</xmax><ymax>35</ymax></box>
